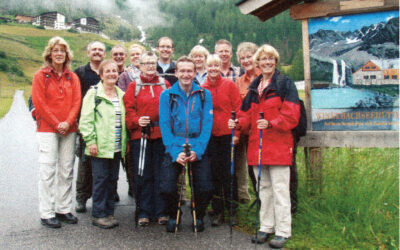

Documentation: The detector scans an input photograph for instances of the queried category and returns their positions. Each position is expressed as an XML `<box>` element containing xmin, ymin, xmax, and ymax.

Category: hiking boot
<box><xmin>269</xmin><ymin>235</ymin><xmax>289</xmax><ymax>248</ymax></box>
<box><xmin>166</xmin><ymin>218</ymin><xmax>181</xmax><ymax>233</ymax></box>
<box><xmin>251</xmin><ymin>231</ymin><xmax>273</xmax><ymax>244</ymax></box>
<box><xmin>75</xmin><ymin>200</ymin><xmax>86</xmax><ymax>213</ymax></box>
<box><xmin>92</xmin><ymin>217</ymin><xmax>115</xmax><ymax>229</ymax></box>
<box><xmin>56</xmin><ymin>213</ymin><xmax>78</xmax><ymax>224</ymax></box>
<box><xmin>192</xmin><ymin>219</ymin><xmax>204</xmax><ymax>232</ymax></box>
<box><xmin>114</xmin><ymin>192</ymin><xmax>120</xmax><ymax>202</ymax></box>
<box><xmin>158</xmin><ymin>216</ymin><xmax>169</xmax><ymax>225</ymax></box>
<box><xmin>107</xmin><ymin>215</ymin><xmax>119</xmax><ymax>227</ymax></box>
<box><xmin>138</xmin><ymin>218</ymin><xmax>150</xmax><ymax>226</ymax></box>
<box><xmin>41</xmin><ymin>217</ymin><xmax>61</xmax><ymax>228</ymax></box>
<box><xmin>211</xmin><ymin>213</ymin><xmax>224</xmax><ymax>227</ymax></box>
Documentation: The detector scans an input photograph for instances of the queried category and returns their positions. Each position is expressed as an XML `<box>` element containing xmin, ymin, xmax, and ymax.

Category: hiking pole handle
<box><xmin>231</xmin><ymin>111</ymin><xmax>236</xmax><ymax>120</ymax></box>
<box><xmin>259</xmin><ymin>112</ymin><xmax>264</xmax><ymax>120</ymax></box>
<box><xmin>184</xmin><ymin>143</ymin><xmax>191</xmax><ymax>157</ymax></box>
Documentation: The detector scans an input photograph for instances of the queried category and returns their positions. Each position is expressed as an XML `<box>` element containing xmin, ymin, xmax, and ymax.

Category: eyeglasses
<box><xmin>140</xmin><ymin>62</ymin><xmax>157</xmax><ymax>66</ymax></box>
<box><xmin>112</xmin><ymin>53</ymin><xmax>125</xmax><ymax>56</ymax></box>
<box><xmin>52</xmin><ymin>49</ymin><xmax>66</xmax><ymax>54</ymax></box>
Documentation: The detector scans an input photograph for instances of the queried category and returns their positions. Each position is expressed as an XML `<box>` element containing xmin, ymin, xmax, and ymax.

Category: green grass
<box><xmin>236</xmin><ymin>147</ymin><xmax>399</xmax><ymax>249</ymax></box>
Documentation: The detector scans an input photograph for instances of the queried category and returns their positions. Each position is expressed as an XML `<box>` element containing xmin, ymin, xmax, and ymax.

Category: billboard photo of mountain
<box><xmin>308</xmin><ymin>10</ymin><xmax>399</xmax><ymax>131</ymax></box>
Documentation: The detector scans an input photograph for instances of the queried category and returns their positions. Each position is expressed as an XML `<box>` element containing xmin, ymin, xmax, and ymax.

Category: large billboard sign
<box><xmin>308</xmin><ymin>10</ymin><xmax>399</xmax><ymax>131</ymax></box>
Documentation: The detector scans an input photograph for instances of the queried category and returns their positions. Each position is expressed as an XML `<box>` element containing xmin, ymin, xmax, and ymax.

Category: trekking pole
<box><xmin>254</xmin><ymin>112</ymin><xmax>264</xmax><ymax>247</ymax></box>
<box><xmin>185</xmin><ymin>143</ymin><xmax>197</xmax><ymax>237</ymax></box>
<box><xmin>175</xmin><ymin>145</ymin><xmax>187</xmax><ymax>235</ymax></box>
<box><xmin>135</xmin><ymin>125</ymin><xmax>149</xmax><ymax>227</ymax></box>
<box><xmin>229</xmin><ymin>111</ymin><xmax>236</xmax><ymax>245</ymax></box>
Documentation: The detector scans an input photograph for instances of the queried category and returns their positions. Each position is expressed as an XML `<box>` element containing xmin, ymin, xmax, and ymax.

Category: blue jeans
<box><xmin>91</xmin><ymin>152</ymin><xmax>121</xmax><ymax>218</ymax></box>
<box><xmin>160</xmin><ymin>152</ymin><xmax>213</xmax><ymax>219</ymax></box>
<box><xmin>131</xmin><ymin>138</ymin><xmax>166</xmax><ymax>219</ymax></box>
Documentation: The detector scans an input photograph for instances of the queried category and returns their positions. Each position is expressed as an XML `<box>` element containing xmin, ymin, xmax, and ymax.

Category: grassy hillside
<box><xmin>0</xmin><ymin>23</ymin><xmax>135</xmax><ymax>118</ymax></box>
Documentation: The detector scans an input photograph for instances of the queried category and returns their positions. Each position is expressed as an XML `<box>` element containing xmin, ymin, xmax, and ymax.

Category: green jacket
<box><xmin>79</xmin><ymin>82</ymin><xmax>127</xmax><ymax>159</ymax></box>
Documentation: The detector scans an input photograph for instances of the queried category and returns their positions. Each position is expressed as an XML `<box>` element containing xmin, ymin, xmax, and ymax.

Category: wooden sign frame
<box><xmin>291</xmin><ymin>0</ymin><xmax>399</xmax><ymax>148</ymax></box>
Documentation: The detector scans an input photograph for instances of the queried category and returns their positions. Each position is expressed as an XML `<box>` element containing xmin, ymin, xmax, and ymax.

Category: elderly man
<box><xmin>159</xmin><ymin>56</ymin><xmax>213</xmax><ymax>233</ymax></box>
<box><xmin>74</xmin><ymin>41</ymin><xmax>106</xmax><ymax>213</ymax></box>
<box><xmin>111</xmin><ymin>45</ymin><xmax>127</xmax><ymax>75</ymax></box>
<box><xmin>156</xmin><ymin>37</ymin><xmax>178</xmax><ymax>85</ymax></box>
<box><xmin>214</xmin><ymin>39</ymin><xmax>244</xmax><ymax>83</ymax></box>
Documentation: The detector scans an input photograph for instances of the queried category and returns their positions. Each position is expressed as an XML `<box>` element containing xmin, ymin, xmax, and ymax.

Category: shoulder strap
<box><xmin>199</xmin><ymin>87</ymin><xmax>205</xmax><ymax>109</ymax></box>
<box><xmin>134</xmin><ymin>78</ymin><xmax>142</xmax><ymax>97</ymax></box>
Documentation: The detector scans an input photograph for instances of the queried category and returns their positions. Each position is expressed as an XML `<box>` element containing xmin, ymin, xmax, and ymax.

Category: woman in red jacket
<box><xmin>32</xmin><ymin>36</ymin><xmax>81</xmax><ymax>229</ymax></box>
<box><xmin>229</xmin><ymin>44</ymin><xmax>300</xmax><ymax>248</ymax></box>
<box><xmin>202</xmin><ymin>54</ymin><xmax>242</xmax><ymax>226</ymax></box>
<box><xmin>123</xmin><ymin>51</ymin><xmax>170</xmax><ymax>226</ymax></box>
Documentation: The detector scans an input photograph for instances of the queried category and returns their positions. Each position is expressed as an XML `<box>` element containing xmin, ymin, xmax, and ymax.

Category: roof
<box><xmin>370</xmin><ymin>59</ymin><xmax>399</xmax><ymax>70</ymax></box>
<box><xmin>235</xmin><ymin>0</ymin><xmax>304</xmax><ymax>21</ymax></box>
<box><xmin>236</xmin><ymin>0</ymin><xmax>398</xmax><ymax>21</ymax></box>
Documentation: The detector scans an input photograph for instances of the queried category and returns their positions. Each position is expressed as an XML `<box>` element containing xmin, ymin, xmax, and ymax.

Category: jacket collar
<box><xmin>203</xmin><ymin>74</ymin><xmax>222</xmax><ymax>88</ymax></box>
<box><xmin>169</xmin><ymin>80</ymin><xmax>201</xmax><ymax>96</ymax></box>
<box><xmin>42</xmin><ymin>66</ymin><xmax>71</xmax><ymax>79</ymax></box>
<box><xmin>249</xmin><ymin>69</ymin><xmax>280</xmax><ymax>94</ymax></box>
<box><xmin>95</xmin><ymin>81</ymin><xmax>124</xmax><ymax>100</ymax></box>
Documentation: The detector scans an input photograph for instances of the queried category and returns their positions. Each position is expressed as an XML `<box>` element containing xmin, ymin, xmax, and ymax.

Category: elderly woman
<box><xmin>79</xmin><ymin>59</ymin><xmax>127</xmax><ymax>229</ymax></box>
<box><xmin>202</xmin><ymin>54</ymin><xmax>241</xmax><ymax>226</ymax></box>
<box><xmin>118</xmin><ymin>43</ymin><xmax>146</xmax><ymax>91</ymax></box>
<box><xmin>229</xmin><ymin>44</ymin><xmax>300</xmax><ymax>248</ymax></box>
<box><xmin>234</xmin><ymin>42</ymin><xmax>260</xmax><ymax>204</ymax></box>
<box><xmin>189</xmin><ymin>45</ymin><xmax>210</xmax><ymax>85</ymax></box>
<box><xmin>32</xmin><ymin>36</ymin><xmax>81</xmax><ymax>228</ymax></box>
<box><xmin>124</xmin><ymin>52</ymin><xmax>170</xmax><ymax>226</ymax></box>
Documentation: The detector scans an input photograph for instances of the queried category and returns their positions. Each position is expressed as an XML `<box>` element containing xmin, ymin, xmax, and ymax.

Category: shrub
<box><xmin>0</xmin><ymin>51</ymin><xmax>6</xmax><ymax>58</ymax></box>
<box><xmin>0</xmin><ymin>61</ymin><xmax>8</xmax><ymax>71</ymax></box>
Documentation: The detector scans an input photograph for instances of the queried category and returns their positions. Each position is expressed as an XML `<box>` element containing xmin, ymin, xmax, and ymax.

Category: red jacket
<box><xmin>32</xmin><ymin>66</ymin><xmax>81</xmax><ymax>133</ymax></box>
<box><xmin>124</xmin><ymin>74</ymin><xmax>170</xmax><ymax>140</ymax></box>
<box><xmin>238</xmin><ymin>71</ymin><xmax>300</xmax><ymax>166</ymax></box>
<box><xmin>202</xmin><ymin>75</ymin><xmax>241</xmax><ymax>137</ymax></box>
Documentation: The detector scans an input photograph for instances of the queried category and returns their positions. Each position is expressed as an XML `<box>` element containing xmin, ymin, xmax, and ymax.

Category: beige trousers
<box><xmin>235</xmin><ymin>135</ymin><xmax>251</xmax><ymax>202</ymax></box>
<box><xmin>253</xmin><ymin>165</ymin><xmax>291</xmax><ymax>238</ymax></box>
<box><xmin>37</xmin><ymin>132</ymin><xmax>76</xmax><ymax>219</ymax></box>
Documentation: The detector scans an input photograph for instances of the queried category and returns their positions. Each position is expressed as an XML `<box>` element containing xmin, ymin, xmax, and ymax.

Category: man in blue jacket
<box><xmin>159</xmin><ymin>56</ymin><xmax>213</xmax><ymax>233</ymax></box>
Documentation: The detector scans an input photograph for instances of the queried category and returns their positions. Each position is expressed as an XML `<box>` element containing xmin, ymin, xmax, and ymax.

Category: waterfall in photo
<box><xmin>339</xmin><ymin>60</ymin><xmax>347</xmax><ymax>87</ymax></box>
<box><xmin>331</xmin><ymin>59</ymin><xmax>339</xmax><ymax>85</ymax></box>
<box><xmin>137</xmin><ymin>25</ymin><xmax>146</xmax><ymax>43</ymax></box>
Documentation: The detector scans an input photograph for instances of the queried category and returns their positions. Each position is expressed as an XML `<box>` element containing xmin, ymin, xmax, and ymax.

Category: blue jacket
<box><xmin>159</xmin><ymin>81</ymin><xmax>213</xmax><ymax>161</ymax></box>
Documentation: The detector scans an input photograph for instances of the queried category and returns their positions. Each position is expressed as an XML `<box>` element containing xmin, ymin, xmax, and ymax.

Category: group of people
<box><xmin>31</xmin><ymin>35</ymin><xmax>301</xmax><ymax>248</ymax></box>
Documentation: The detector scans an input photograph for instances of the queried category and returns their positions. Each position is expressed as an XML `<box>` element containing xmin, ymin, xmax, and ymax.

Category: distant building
<box><xmin>352</xmin><ymin>59</ymin><xmax>399</xmax><ymax>85</ymax></box>
<box><xmin>14</xmin><ymin>15</ymin><xmax>34</xmax><ymax>23</ymax></box>
<box><xmin>72</xmin><ymin>17</ymin><xmax>100</xmax><ymax>33</ymax></box>
<box><xmin>33</xmin><ymin>12</ymin><xmax>66</xmax><ymax>30</ymax></box>
<box><xmin>0</xmin><ymin>17</ymin><xmax>11</xmax><ymax>23</ymax></box>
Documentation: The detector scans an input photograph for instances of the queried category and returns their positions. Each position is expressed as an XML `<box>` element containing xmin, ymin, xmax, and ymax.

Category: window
<box><xmin>370</xmin><ymin>75</ymin><xmax>376</xmax><ymax>79</ymax></box>
<box><xmin>365</xmin><ymin>66</ymin><xmax>370</xmax><ymax>69</ymax></box>
<box><xmin>372</xmin><ymin>66</ymin><xmax>376</xmax><ymax>69</ymax></box>
<box><xmin>393</xmin><ymin>75</ymin><xmax>398</xmax><ymax>79</ymax></box>
<box><xmin>384</xmin><ymin>75</ymin><xmax>389</xmax><ymax>79</ymax></box>
<box><xmin>364</xmin><ymin>75</ymin><xmax>369</xmax><ymax>79</ymax></box>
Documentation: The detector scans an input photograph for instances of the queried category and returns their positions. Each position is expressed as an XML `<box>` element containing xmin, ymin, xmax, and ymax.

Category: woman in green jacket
<box><xmin>79</xmin><ymin>59</ymin><xmax>127</xmax><ymax>229</ymax></box>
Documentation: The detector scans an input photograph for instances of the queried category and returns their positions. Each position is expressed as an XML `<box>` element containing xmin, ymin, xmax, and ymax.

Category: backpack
<box><xmin>92</xmin><ymin>85</ymin><xmax>102</xmax><ymax>119</ymax></box>
<box><xmin>134</xmin><ymin>77</ymin><xmax>167</xmax><ymax>97</ymax></box>
<box><xmin>168</xmin><ymin>87</ymin><xmax>205</xmax><ymax>111</ymax></box>
<box><xmin>29</xmin><ymin>73</ymin><xmax>51</xmax><ymax>121</ymax></box>
<box><xmin>293</xmin><ymin>99</ymin><xmax>307</xmax><ymax>143</ymax></box>
<box><xmin>133</xmin><ymin>77</ymin><xmax>167</xmax><ymax>111</ymax></box>
<box><xmin>277</xmin><ymin>74</ymin><xmax>307</xmax><ymax>143</ymax></box>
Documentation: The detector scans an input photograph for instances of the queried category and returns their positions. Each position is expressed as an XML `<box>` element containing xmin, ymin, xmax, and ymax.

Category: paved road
<box><xmin>0</xmin><ymin>91</ymin><xmax>261</xmax><ymax>249</ymax></box>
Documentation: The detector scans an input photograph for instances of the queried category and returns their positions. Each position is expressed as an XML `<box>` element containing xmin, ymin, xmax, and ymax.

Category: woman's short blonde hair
<box><xmin>253</xmin><ymin>44</ymin><xmax>280</xmax><ymax>65</ymax></box>
<box><xmin>206</xmin><ymin>54</ymin><xmax>222</xmax><ymax>66</ymax></box>
<box><xmin>129</xmin><ymin>43</ymin><xmax>145</xmax><ymax>53</ymax></box>
<box><xmin>189</xmin><ymin>45</ymin><xmax>210</xmax><ymax>59</ymax></box>
<box><xmin>99</xmin><ymin>59</ymin><xmax>118</xmax><ymax>76</ymax></box>
<box><xmin>236</xmin><ymin>42</ymin><xmax>258</xmax><ymax>61</ymax></box>
<box><xmin>42</xmin><ymin>36</ymin><xmax>73</xmax><ymax>70</ymax></box>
